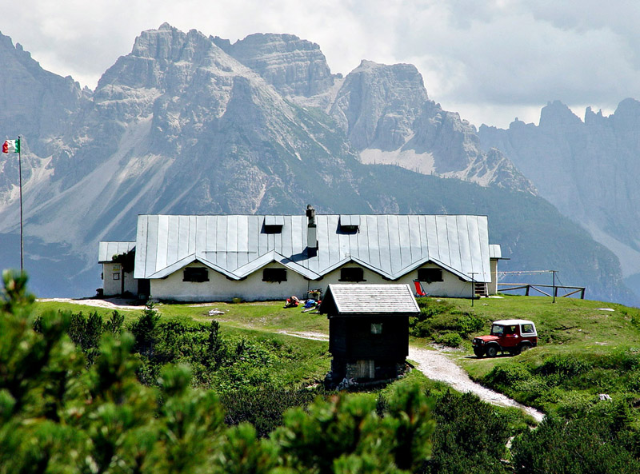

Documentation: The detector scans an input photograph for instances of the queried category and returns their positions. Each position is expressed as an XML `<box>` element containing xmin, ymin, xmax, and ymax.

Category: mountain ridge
<box><xmin>0</xmin><ymin>25</ymin><xmax>633</xmax><ymax>305</ymax></box>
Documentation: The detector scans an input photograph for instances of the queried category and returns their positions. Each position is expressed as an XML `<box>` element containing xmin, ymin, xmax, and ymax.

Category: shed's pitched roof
<box><xmin>320</xmin><ymin>284</ymin><xmax>420</xmax><ymax>315</ymax></box>
<box><xmin>99</xmin><ymin>242</ymin><xmax>136</xmax><ymax>263</ymax></box>
<box><xmin>133</xmin><ymin>214</ymin><xmax>493</xmax><ymax>282</ymax></box>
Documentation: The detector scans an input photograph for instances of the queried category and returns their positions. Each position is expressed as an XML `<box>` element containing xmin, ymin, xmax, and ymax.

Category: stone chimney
<box><xmin>306</xmin><ymin>205</ymin><xmax>318</xmax><ymax>254</ymax></box>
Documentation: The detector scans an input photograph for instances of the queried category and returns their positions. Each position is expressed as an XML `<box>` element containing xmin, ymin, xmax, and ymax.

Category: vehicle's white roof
<box><xmin>492</xmin><ymin>319</ymin><xmax>535</xmax><ymax>325</ymax></box>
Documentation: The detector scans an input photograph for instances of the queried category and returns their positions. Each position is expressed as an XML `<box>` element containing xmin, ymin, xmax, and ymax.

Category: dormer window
<box><xmin>264</xmin><ymin>216</ymin><xmax>284</xmax><ymax>234</ymax></box>
<box><xmin>339</xmin><ymin>215</ymin><xmax>360</xmax><ymax>233</ymax></box>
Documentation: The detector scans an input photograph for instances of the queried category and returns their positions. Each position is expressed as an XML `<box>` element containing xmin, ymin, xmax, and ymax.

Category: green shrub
<box><xmin>455</xmin><ymin>313</ymin><xmax>484</xmax><ymax>337</ymax></box>
<box><xmin>421</xmin><ymin>390</ymin><xmax>511</xmax><ymax>474</ymax></box>
<box><xmin>435</xmin><ymin>332</ymin><xmax>463</xmax><ymax>348</ymax></box>
<box><xmin>536</xmin><ymin>354</ymin><xmax>593</xmax><ymax>377</ymax></box>
<box><xmin>486</xmin><ymin>364</ymin><xmax>532</xmax><ymax>386</ymax></box>
<box><xmin>512</xmin><ymin>415</ymin><xmax>640</xmax><ymax>473</ymax></box>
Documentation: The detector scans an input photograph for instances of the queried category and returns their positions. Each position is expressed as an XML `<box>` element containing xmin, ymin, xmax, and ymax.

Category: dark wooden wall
<box><xmin>329</xmin><ymin>316</ymin><xmax>409</xmax><ymax>362</ymax></box>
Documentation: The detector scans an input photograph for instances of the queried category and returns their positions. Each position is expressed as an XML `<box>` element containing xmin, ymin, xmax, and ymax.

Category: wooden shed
<box><xmin>319</xmin><ymin>284</ymin><xmax>419</xmax><ymax>385</ymax></box>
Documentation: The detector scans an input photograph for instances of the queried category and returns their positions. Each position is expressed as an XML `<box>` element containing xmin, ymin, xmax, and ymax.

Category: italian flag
<box><xmin>2</xmin><ymin>139</ymin><xmax>20</xmax><ymax>153</ymax></box>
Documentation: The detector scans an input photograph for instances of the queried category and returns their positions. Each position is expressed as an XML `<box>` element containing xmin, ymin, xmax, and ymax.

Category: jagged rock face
<box><xmin>479</xmin><ymin>99</ymin><xmax>640</xmax><ymax>278</ymax></box>
<box><xmin>0</xmin><ymin>32</ymin><xmax>89</xmax><ymax>193</ymax></box>
<box><xmin>0</xmin><ymin>32</ymin><xmax>89</xmax><ymax>150</ymax></box>
<box><xmin>331</xmin><ymin>60</ymin><xmax>535</xmax><ymax>192</ymax></box>
<box><xmin>331</xmin><ymin>60</ymin><xmax>428</xmax><ymax>151</ymax></box>
<box><xmin>222</xmin><ymin>33</ymin><xmax>335</xmax><ymax>98</ymax></box>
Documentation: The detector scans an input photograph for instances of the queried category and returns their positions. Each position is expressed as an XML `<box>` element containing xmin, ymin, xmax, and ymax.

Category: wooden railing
<box><xmin>498</xmin><ymin>283</ymin><xmax>585</xmax><ymax>299</ymax></box>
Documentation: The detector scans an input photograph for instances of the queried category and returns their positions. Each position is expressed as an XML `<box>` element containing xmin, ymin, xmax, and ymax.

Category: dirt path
<box><xmin>409</xmin><ymin>346</ymin><xmax>545</xmax><ymax>422</ymax></box>
<box><xmin>37</xmin><ymin>298</ymin><xmax>145</xmax><ymax>311</ymax></box>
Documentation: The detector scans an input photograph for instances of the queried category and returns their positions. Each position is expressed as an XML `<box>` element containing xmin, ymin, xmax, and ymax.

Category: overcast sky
<box><xmin>3</xmin><ymin>0</ymin><xmax>639</xmax><ymax>128</ymax></box>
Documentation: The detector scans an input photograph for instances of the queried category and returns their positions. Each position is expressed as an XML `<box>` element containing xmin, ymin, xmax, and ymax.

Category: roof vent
<box><xmin>263</xmin><ymin>216</ymin><xmax>284</xmax><ymax>234</ymax></box>
<box><xmin>339</xmin><ymin>215</ymin><xmax>360</xmax><ymax>233</ymax></box>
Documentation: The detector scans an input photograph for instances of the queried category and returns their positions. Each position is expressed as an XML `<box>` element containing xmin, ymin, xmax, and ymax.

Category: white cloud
<box><xmin>2</xmin><ymin>0</ymin><xmax>640</xmax><ymax>127</ymax></box>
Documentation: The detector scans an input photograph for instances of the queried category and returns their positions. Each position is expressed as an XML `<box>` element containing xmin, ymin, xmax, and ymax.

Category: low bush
<box><xmin>434</xmin><ymin>332</ymin><xmax>463</xmax><ymax>348</ymax></box>
<box><xmin>512</xmin><ymin>415</ymin><xmax>640</xmax><ymax>473</ymax></box>
<box><xmin>410</xmin><ymin>298</ymin><xmax>488</xmax><ymax>342</ymax></box>
<box><xmin>485</xmin><ymin>364</ymin><xmax>532</xmax><ymax>386</ymax></box>
<box><xmin>535</xmin><ymin>353</ymin><xmax>593</xmax><ymax>377</ymax></box>
<box><xmin>420</xmin><ymin>390</ymin><xmax>512</xmax><ymax>474</ymax></box>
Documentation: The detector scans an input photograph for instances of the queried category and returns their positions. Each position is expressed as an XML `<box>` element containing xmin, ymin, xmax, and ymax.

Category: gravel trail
<box><xmin>409</xmin><ymin>346</ymin><xmax>545</xmax><ymax>422</ymax></box>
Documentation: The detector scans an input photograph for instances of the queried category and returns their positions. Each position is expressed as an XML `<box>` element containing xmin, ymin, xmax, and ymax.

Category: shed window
<box><xmin>418</xmin><ymin>268</ymin><xmax>443</xmax><ymax>283</ymax></box>
<box><xmin>371</xmin><ymin>323</ymin><xmax>383</xmax><ymax>335</ymax></box>
<box><xmin>263</xmin><ymin>268</ymin><xmax>287</xmax><ymax>282</ymax></box>
<box><xmin>113</xmin><ymin>273</ymin><xmax>120</xmax><ymax>280</ymax></box>
<box><xmin>340</xmin><ymin>267</ymin><xmax>365</xmax><ymax>282</ymax></box>
<box><xmin>183</xmin><ymin>267</ymin><xmax>209</xmax><ymax>282</ymax></box>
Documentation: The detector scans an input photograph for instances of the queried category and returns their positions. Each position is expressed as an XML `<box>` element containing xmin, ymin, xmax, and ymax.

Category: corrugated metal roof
<box><xmin>133</xmin><ymin>214</ymin><xmax>494</xmax><ymax>282</ymax></box>
<box><xmin>322</xmin><ymin>284</ymin><xmax>420</xmax><ymax>315</ymax></box>
<box><xmin>99</xmin><ymin>242</ymin><xmax>135</xmax><ymax>263</ymax></box>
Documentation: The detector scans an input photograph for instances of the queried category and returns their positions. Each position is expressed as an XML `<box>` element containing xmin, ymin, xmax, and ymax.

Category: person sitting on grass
<box><xmin>284</xmin><ymin>295</ymin><xmax>299</xmax><ymax>308</ymax></box>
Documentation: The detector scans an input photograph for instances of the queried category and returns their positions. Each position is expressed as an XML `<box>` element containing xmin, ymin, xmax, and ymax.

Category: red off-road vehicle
<box><xmin>472</xmin><ymin>319</ymin><xmax>538</xmax><ymax>358</ymax></box>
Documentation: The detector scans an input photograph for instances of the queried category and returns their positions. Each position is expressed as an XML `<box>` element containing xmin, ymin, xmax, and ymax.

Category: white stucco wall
<box><xmin>148</xmin><ymin>261</ymin><xmax>481</xmax><ymax>302</ymax></box>
<box><xmin>150</xmin><ymin>262</ymin><xmax>312</xmax><ymax>302</ymax></box>
<box><xmin>102</xmin><ymin>263</ymin><xmax>137</xmax><ymax>296</ymax></box>
<box><xmin>489</xmin><ymin>259</ymin><xmax>499</xmax><ymax>295</ymax></box>
<box><xmin>320</xmin><ymin>263</ymin><xmax>473</xmax><ymax>298</ymax></box>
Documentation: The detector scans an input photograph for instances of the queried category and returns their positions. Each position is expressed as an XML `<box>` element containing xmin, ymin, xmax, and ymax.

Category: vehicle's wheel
<box><xmin>510</xmin><ymin>346</ymin><xmax>522</xmax><ymax>356</ymax></box>
<box><xmin>486</xmin><ymin>345</ymin><xmax>498</xmax><ymax>358</ymax></box>
<box><xmin>520</xmin><ymin>343</ymin><xmax>531</xmax><ymax>353</ymax></box>
<box><xmin>474</xmin><ymin>347</ymin><xmax>485</xmax><ymax>358</ymax></box>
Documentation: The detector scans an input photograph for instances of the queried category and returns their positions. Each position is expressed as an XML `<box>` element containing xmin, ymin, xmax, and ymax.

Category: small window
<box><xmin>371</xmin><ymin>323</ymin><xmax>383</xmax><ymax>334</ymax></box>
<box><xmin>418</xmin><ymin>268</ymin><xmax>443</xmax><ymax>283</ymax></box>
<box><xmin>263</xmin><ymin>268</ymin><xmax>287</xmax><ymax>282</ymax></box>
<box><xmin>113</xmin><ymin>273</ymin><xmax>120</xmax><ymax>280</ymax></box>
<box><xmin>340</xmin><ymin>267</ymin><xmax>364</xmax><ymax>282</ymax></box>
<box><xmin>264</xmin><ymin>225</ymin><xmax>283</xmax><ymax>234</ymax></box>
<box><xmin>183</xmin><ymin>267</ymin><xmax>209</xmax><ymax>282</ymax></box>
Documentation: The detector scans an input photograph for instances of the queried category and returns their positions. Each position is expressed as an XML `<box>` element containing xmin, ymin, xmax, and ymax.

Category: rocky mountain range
<box><xmin>0</xmin><ymin>24</ymin><xmax>634</xmax><ymax>304</ymax></box>
<box><xmin>479</xmin><ymin>100</ymin><xmax>640</xmax><ymax>299</ymax></box>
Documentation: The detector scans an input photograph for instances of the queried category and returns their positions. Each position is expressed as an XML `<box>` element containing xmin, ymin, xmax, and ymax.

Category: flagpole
<box><xmin>18</xmin><ymin>135</ymin><xmax>23</xmax><ymax>271</ymax></box>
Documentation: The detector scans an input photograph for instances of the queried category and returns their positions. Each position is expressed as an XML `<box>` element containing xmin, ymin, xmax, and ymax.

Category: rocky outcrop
<box><xmin>331</xmin><ymin>60</ymin><xmax>535</xmax><ymax>192</ymax></box>
<box><xmin>222</xmin><ymin>33</ymin><xmax>335</xmax><ymax>99</ymax></box>
<box><xmin>0</xmin><ymin>31</ymin><xmax>90</xmax><ymax>193</ymax></box>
